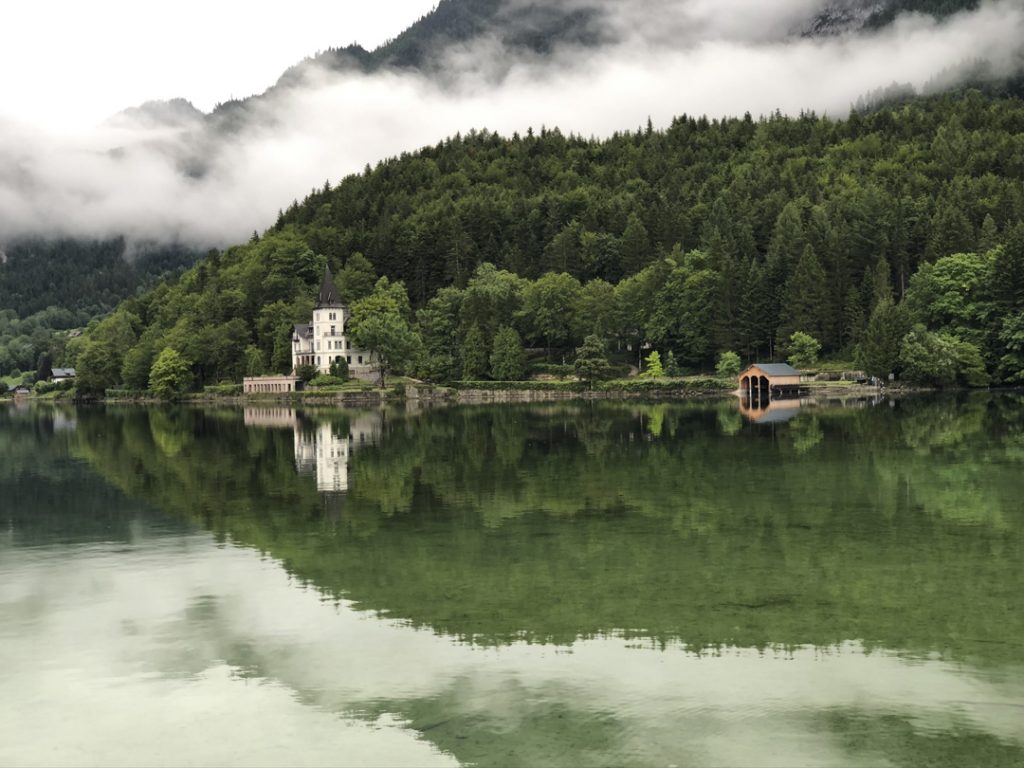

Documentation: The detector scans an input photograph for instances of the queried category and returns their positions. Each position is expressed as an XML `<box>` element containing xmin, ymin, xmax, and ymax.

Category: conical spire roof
<box><xmin>316</xmin><ymin>266</ymin><xmax>343</xmax><ymax>308</ymax></box>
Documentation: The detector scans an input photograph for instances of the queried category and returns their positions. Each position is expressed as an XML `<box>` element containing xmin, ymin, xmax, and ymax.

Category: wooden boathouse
<box><xmin>739</xmin><ymin>363</ymin><xmax>803</xmax><ymax>399</ymax></box>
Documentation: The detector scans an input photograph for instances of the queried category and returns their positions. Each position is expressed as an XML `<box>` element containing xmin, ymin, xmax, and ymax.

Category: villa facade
<box><xmin>292</xmin><ymin>267</ymin><xmax>376</xmax><ymax>379</ymax></box>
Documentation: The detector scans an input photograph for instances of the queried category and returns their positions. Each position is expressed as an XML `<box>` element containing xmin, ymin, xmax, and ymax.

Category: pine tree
<box><xmin>489</xmin><ymin>326</ymin><xmax>526</xmax><ymax>381</ymax></box>
<box><xmin>619</xmin><ymin>213</ymin><xmax>652</xmax><ymax>276</ymax></box>
<box><xmin>856</xmin><ymin>300</ymin><xmax>911</xmax><ymax>379</ymax></box>
<box><xmin>927</xmin><ymin>202</ymin><xmax>974</xmax><ymax>261</ymax></box>
<box><xmin>461</xmin><ymin>324</ymin><xmax>489</xmax><ymax>380</ymax></box>
<box><xmin>642</xmin><ymin>350</ymin><xmax>665</xmax><ymax>378</ymax></box>
<box><xmin>978</xmin><ymin>214</ymin><xmax>1000</xmax><ymax>254</ymax></box>
<box><xmin>841</xmin><ymin>287</ymin><xmax>866</xmax><ymax>349</ymax></box>
<box><xmin>574</xmin><ymin>335</ymin><xmax>614</xmax><ymax>387</ymax></box>
<box><xmin>869</xmin><ymin>254</ymin><xmax>894</xmax><ymax>309</ymax></box>
<box><xmin>737</xmin><ymin>258</ymin><xmax>770</xmax><ymax>359</ymax></box>
<box><xmin>989</xmin><ymin>222</ymin><xmax>1024</xmax><ymax>315</ymax></box>
<box><xmin>664</xmin><ymin>351</ymin><xmax>682</xmax><ymax>377</ymax></box>
<box><xmin>777</xmin><ymin>245</ymin><xmax>828</xmax><ymax>344</ymax></box>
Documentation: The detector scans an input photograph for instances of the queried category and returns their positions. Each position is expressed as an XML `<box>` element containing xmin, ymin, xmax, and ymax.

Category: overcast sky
<box><xmin>1</xmin><ymin>0</ymin><xmax>438</xmax><ymax>130</ymax></box>
<box><xmin>2</xmin><ymin>0</ymin><xmax>1022</xmax><ymax>246</ymax></box>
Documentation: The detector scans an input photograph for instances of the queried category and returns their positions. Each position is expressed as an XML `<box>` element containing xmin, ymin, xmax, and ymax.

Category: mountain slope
<box><xmin>68</xmin><ymin>92</ymin><xmax>1024</xmax><ymax>392</ymax></box>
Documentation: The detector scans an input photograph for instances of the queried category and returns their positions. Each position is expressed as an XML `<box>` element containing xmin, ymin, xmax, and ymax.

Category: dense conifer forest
<box><xmin>62</xmin><ymin>90</ymin><xmax>1024</xmax><ymax>395</ymax></box>
<box><xmin>0</xmin><ymin>239</ymin><xmax>199</xmax><ymax>380</ymax></box>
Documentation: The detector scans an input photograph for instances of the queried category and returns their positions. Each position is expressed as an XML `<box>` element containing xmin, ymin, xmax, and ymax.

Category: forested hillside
<box><xmin>0</xmin><ymin>239</ymin><xmax>199</xmax><ymax>378</ymax></box>
<box><xmin>69</xmin><ymin>91</ymin><xmax>1024</xmax><ymax>394</ymax></box>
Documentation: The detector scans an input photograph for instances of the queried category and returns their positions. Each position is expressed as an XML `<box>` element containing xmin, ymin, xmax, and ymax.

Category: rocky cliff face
<box><xmin>803</xmin><ymin>1</ymin><xmax>888</xmax><ymax>37</ymax></box>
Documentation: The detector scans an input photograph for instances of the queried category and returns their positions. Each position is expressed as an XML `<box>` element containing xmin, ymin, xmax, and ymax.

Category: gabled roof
<box><xmin>50</xmin><ymin>368</ymin><xmax>76</xmax><ymax>378</ymax></box>
<box><xmin>316</xmin><ymin>266</ymin><xmax>343</xmax><ymax>308</ymax></box>
<box><xmin>746</xmin><ymin>363</ymin><xmax>801</xmax><ymax>377</ymax></box>
<box><xmin>293</xmin><ymin>323</ymin><xmax>313</xmax><ymax>339</ymax></box>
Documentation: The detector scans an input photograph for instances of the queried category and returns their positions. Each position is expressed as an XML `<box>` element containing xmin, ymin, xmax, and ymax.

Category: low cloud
<box><xmin>0</xmin><ymin>0</ymin><xmax>1021</xmax><ymax>248</ymax></box>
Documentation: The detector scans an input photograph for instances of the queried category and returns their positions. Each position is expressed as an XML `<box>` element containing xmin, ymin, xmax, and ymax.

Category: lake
<box><xmin>1</xmin><ymin>395</ymin><xmax>1023</xmax><ymax>767</ymax></box>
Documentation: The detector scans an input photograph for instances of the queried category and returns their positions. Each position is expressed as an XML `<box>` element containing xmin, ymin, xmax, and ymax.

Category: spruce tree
<box><xmin>841</xmin><ymin>287</ymin><xmax>866</xmax><ymax>348</ymax></box>
<box><xmin>927</xmin><ymin>202</ymin><xmax>974</xmax><ymax>261</ymax></box>
<box><xmin>620</xmin><ymin>213</ymin><xmax>652</xmax><ymax>276</ymax></box>
<box><xmin>856</xmin><ymin>300</ymin><xmax>911</xmax><ymax>379</ymax></box>
<box><xmin>461</xmin><ymin>324</ymin><xmax>489</xmax><ymax>380</ymax></box>
<box><xmin>489</xmin><ymin>326</ymin><xmax>526</xmax><ymax>381</ymax></box>
<box><xmin>777</xmin><ymin>245</ymin><xmax>828</xmax><ymax>344</ymax></box>
<box><xmin>978</xmin><ymin>214</ymin><xmax>1000</xmax><ymax>254</ymax></box>
<box><xmin>574</xmin><ymin>335</ymin><xmax>614</xmax><ymax>387</ymax></box>
<box><xmin>989</xmin><ymin>222</ymin><xmax>1024</xmax><ymax>315</ymax></box>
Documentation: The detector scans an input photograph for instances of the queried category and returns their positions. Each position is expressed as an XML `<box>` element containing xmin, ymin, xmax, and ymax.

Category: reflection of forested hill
<box><xmin>71</xmin><ymin>397</ymin><xmax>1024</xmax><ymax>662</ymax></box>
<box><xmin>0</xmin><ymin>405</ymin><xmax>147</xmax><ymax>544</ymax></box>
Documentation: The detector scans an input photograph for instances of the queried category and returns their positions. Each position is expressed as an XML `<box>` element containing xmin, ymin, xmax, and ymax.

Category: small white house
<box><xmin>291</xmin><ymin>267</ymin><xmax>376</xmax><ymax>379</ymax></box>
<box><xmin>49</xmin><ymin>368</ymin><xmax>76</xmax><ymax>382</ymax></box>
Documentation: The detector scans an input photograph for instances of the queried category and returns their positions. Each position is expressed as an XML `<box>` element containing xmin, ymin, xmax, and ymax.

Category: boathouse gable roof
<box><xmin>743</xmin><ymin>363</ymin><xmax>801</xmax><ymax>378</ymax></box>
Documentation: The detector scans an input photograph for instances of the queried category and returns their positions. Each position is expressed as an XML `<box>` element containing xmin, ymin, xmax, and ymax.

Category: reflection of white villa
<box><xmin>294</xmin><ymin>413</ymin><xmax>383</xmax><ymax>493</ymax></box>
<box><xmin>244</xmin><ymin>407</ymin><xmax>382</xmax><ymax>494</ymax></box>
<box><xmin>244</xmin><ymin>407</ymin><xmax>300</xmax><ymax>429</ymax></box>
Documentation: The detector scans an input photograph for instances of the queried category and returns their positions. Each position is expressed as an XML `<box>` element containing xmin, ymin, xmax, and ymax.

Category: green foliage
<box><xmin>76</xmin><ymin>339</ymin><xmax>122</xmax><ymax>398</ymax></box>
<box><xmin>34</xmin><ymin>352</ymin><xmax>52</xmax><ymax>383</ymax></box>
<box><xmin>149</xmin><ymin>348</ymin><xmax>193</xmax><ymax>399</ymax></box>
<box><xmin>642</xmin><ymin>350</ymin><xmax>665</xmax><ymax>378</ymax></box>
<box><xmin>245</xmin><ymin>345</ymin><xmax>267</xmax><ymax>377</ymax></box>
<box><xmin>574</xmin><ymin>335</ymin><xmax>615</xmax><ymax>386</ymax></box>
<box><xmin>461</xmin><ymin>324</ymin><xmax>489</xmax><ymax>380</ymax></box>
<box><xmin>0</xmin><ymin>238</ymin><xmax>199</xmax><ymax>379</ymax></box>
<box><xmin>777</xmin><ymin>246</ymin><xmax>828</xmax><ymax>343</ymax></box>
<box><xmin>203</xmin><ymin>383</ymin><xmax>243</xmax><ymax>396</ymax></box>
<box><xmin>904</xmin><ymin>251</ymin><xmax>990</xmax><ymax>349</ymax></box>
<box><xmin>520</xmin><ymin>272</ymin><xmax>582</xmax><ymax>354</ymax></box>
<box><xmin>787</xmin><ymin>332</ymin><xmax>821</xmax><ymax>370</ymax></box>
<box><xmin>998</xmin><ymin>313</ymin><xmax>1024</xmax><ymax>384</ymax></box>
<box><xmin>715</xmin><ymin>351</ymin><xmax>742</xmax><ymax>378</ymax></box>
<box><xmin>530</xmin><ymin>363</ymin><xmax>575</xmax><ymax>377</ymax></box>
<box><xmin>594</xmin><ymin>377</ymin><xmax>731</xmax><ymax>393</ymax></box>
<box><xmin>337</xmin><ymin>252</ymin><xmax>377</xmax><ymax>302</ymax></box>
<box><xmin>32</xmin><ymin>378</ymin><xmax>75</xmax><ymax>396</ymax></box>
<box><xmin>452</xmin><ymin>380</ymin><xmax>584</xmax><ymax>392</ymax></box>
<box><xmin>664</xmin><ymin>351</ymin><xmax>682</xmax><ymax>377</ymax></box>
<box><xmin>899</xmin><ymin>325</ymin><xmax>990</xmax><ymax>388</ymax></box>
<box><xmin>489</xmin><ymin>326</ymin><xmax>526</xmax><ymax>381</ymax></box>
<box><xmin>308</xmin><ymin>374</ymin><xmax>347</xmax><ymax>387</ymax></box>
<box><xmin>329</xmin><ymin>357</ymin><xmax>349</xmax><ymax>380</ymax></box>
<box><xmin>350</xmin><ymin>278</ymin><xmax>421</xmax><ymax>387</ymax></box>
<box><xmin>295</xmin><ymin>364</ymin><xmax>318</xmax><ymax>382</ymax></box>
<box><xmin>857</xmin><ymin>301</ymin><xmax>912</xmax><ymax>380</ymax></box>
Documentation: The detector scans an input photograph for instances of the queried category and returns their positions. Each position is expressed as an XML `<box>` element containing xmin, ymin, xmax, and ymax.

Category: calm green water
<box><xmin>2</xmin><ymin>396</ymin><xmax>1023</xmax><ymax>767</ymax></box>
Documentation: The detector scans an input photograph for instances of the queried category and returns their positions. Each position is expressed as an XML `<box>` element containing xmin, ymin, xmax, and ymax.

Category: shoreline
<box><xmin>4</xmin><ymin>380</ymin><xmax>905</xmax><ymax>407</ymax></box>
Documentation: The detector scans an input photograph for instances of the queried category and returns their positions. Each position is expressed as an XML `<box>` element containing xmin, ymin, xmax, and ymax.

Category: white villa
<box><xmin>292</xmin><ymin>266</ymin><xmax>376</xmax><ymax>379</ymax></box>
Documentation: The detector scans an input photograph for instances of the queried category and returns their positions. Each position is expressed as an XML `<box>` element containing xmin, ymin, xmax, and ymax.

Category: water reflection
<box><xmin>738</xmin><ymin>394</ymin><xmax>803</xmax><ymax>423</ymax></box>
<box><xmin>244</xmin><ymin>407</ymin><xmax>382</xmax><ymax>494</ymax></box>
<box><xmin>2</xmin><ymin>398</ymin><xmax>1024</xmax><ymax>767</ymax></box>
